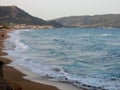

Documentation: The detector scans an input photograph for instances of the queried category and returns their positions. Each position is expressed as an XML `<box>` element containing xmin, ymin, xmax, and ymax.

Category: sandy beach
<box><xmin>0</xmin><ymin>29</ymin><xmax>59</xmax><ymax>90</ymax></box>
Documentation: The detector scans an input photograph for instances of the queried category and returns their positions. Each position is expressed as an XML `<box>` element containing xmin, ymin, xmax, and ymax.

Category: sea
<box><xmin>4</xmin><ymin>28</ymin><xmax>120</xmax><ymax>90</ymax></box>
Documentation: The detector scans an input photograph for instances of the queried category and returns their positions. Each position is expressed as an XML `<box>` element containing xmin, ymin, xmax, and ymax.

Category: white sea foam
<box><xmin>98</xmin><ymin>34</ymin><xmax>111</xmax><ymax>37</ymax></box>
<box><xmin>6</xmin><ymin>30</ymin><xmax>28</xmax><ymax>52</ymax></box>
<box><xmin>14</xmin><ymin>39</ymin><xmax>28</xmax><ymax>52</ymax></box>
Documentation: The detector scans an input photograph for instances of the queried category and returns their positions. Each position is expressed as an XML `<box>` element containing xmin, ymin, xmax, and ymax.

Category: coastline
<box><xmin>0</xmin><ymin>29</ymin><xmax>83</xmax><ymax>90</ymax></box>
<box><xmin>0</xmin><ymin>29</ymin><xmax>59</xmax><ymax>90</ymax></box>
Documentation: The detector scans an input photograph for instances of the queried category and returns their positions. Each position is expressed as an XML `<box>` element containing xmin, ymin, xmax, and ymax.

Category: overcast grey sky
<box><xmin>1</xmin><ymin>0</ymin><xmax>120</xmax><ymax>20</ymax></box>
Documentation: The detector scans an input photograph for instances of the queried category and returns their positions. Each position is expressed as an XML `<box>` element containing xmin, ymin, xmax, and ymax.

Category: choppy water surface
<box><xmin>5</xmin><ymin>28</ymin><xmax>120</xmax><ymax>90</ymax></box>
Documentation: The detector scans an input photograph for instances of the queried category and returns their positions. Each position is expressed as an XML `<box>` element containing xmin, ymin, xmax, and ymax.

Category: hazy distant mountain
<box><xmin>0</xmin><ymin>6</ymin><xmax>64</xmax><ymax>28</ymax></box>
<box><xmin>54</xmin><ymin>14</ymin><xmax>120</xmax><ymax>28</ymax></box>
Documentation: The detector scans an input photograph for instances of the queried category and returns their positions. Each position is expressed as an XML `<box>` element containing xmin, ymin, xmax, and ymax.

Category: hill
<box><xmin>0</xmin><ymin>6</ymin><xmax>48</xmax><ymax>25</ymax></box>
<box><xmin>54</xmin><ymin>14</ymin><xmax>120</xmax><ymax>28</ymax></box>
<box><xmin>0</xmin><ymin>6</ymin><xmax>64</xmax><ymax>28</ymax></box>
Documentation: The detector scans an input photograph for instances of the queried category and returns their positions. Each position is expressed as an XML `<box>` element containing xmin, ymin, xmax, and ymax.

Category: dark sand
<box><xmin>0</xmin><ymin>30</ymin><xmax>59</xmax><ymax>90</ymax></box>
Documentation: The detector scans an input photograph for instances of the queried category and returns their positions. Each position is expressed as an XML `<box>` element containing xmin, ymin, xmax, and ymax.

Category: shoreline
<box><xmin>7</xmin><ymin>62</ymin><xmax>81</xmax><ymax>90</ymax></box>
<box><xmin>0</xmin><ymin>29</ymin><xmax>83</xmax><ymax>90</ymax></box>
<box><xmin>0</xmin><ymin>29</ymin><xmax>60</xmax><ymax>90</ymax></box>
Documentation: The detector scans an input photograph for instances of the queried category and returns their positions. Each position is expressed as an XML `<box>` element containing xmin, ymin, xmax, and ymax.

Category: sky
<box><xmin>0</xmin><ymin>0</ymin><xmax>120</xmax><ymax>20</ymax></box>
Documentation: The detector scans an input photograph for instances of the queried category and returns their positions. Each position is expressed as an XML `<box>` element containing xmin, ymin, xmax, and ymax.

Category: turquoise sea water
<box><xmin>5</xmin><ymin>28</ymin><xmax>120</xmax><ymax>90</ymax></box>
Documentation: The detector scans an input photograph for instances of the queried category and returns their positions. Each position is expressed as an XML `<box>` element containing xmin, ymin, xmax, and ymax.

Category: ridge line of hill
<box><xmin>0</xmin><ymin>5</ymin><xmax>64</xmax><ymax>29</ymax></box>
